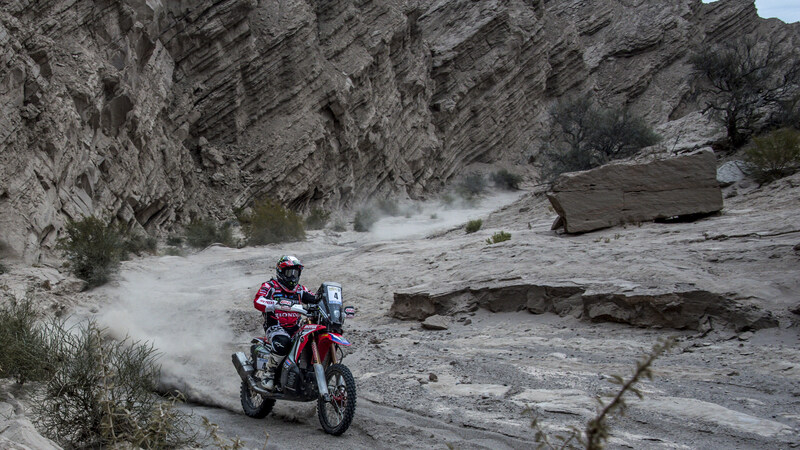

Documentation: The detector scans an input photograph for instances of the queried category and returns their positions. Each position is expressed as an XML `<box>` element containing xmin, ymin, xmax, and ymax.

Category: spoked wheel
<box><xmin>317</xmin><ymin>363</ymin><xmax>357</xmax><ymax>435</ymax></box>
<box><xmin>240</xmin><ymin>377</ymin><xmax>275</xmax><ymax>418</ymax></box>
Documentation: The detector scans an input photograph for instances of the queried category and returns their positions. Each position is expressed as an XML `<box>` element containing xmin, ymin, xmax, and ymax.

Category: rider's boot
<box><xmin>261</xmin><ymin>353</ymin><xmax>281</xmax><ymax>391</ymax></box>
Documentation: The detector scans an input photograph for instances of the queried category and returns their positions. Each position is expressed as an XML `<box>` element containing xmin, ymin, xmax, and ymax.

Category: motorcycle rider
<box><xmin>252</xmin><ymin>255</ymin><xmax>318</xmax><ymax>391</ymax></box>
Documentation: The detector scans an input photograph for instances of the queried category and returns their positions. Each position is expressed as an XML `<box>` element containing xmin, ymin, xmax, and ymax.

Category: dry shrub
<box><xmin>492</xmin><ymin>169</ymin><xmax>523</xmax><ymax>190</ymax></box>
<box><xmin>166</xmin><ymin>235</ymin><xmax>184</xmax><ymax>246</ymax></box>
<box><xmin>305</xmin><ymin>208</ymin><xmax>331</xmax><ymax>230</ymax></box>
<box><xmin>745</xmin><ymin>127</ymin><xmax>800</xmax><ymax>183</ymax></box>
<box><xmin>57</xmin><ymin>216</ymin><xmax>123</xmax><ymax>287</ymax></box>
<box><xmin>33</xmin><ymin>320</ymin><xmax>198</xmax><ymax>448</ymax></box>
<box><xmin>457</xmin><ymin>173</ymin><xmax>487</xmax><ymax>199</ymax></box>
<box><xmin>377</xmin><ymin>198</ymin><xmax>401</xmax><ymax>216</ymax></box>
<box><xmin>185</xmin><ymin>218</ymin><xmax>235</xmax><ymax>248</ymax></box>
<box><xmin>354</xmin><ymin>207</ymin><xmax>377</xmax><ymax>232</ymax></box>
<box><xmin>240</xmin><ymin>197</ymin><xmax>305</xmax><ymax>245</ymax></box>
<box><xmin>332</xmin><ymin>219</ymin><xmax>347</xmax><ymax>232</ymax></box>
<box><xmin>164</xmin><ymin>247</ymin><xmax>185</xmax><ymax>257</ymax></box>
<box><xmin>122</xmin><ymin>233</ymin><xmax>158</xmax><ymax>257</ymax></box>
<box><xmin>0</xmin><ymin>297</ymin><xmax>51</xmax><ymax>384</ymax></box>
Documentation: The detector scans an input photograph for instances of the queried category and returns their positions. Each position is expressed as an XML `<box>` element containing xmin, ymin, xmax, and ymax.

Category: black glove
<box><xmin>300</xmin><ymin>290</ymin><xmax>318</xmax><ymax>304</ymax></box>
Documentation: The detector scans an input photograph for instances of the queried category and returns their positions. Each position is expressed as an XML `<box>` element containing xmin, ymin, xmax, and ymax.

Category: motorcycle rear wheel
<box><xmin>240</xmin><ymin>379</ymin><xmax>275</xmax><ymax>418</ymax></box>
<box><xmin>317</xmin><ymin>363</ymin><xmax>357</xmax><ymax>435</ymax></box>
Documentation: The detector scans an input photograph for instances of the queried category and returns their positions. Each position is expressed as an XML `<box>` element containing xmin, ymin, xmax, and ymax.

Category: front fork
<box><xmin>312</xmin><ymin>340</ymin><xmax>331</xmax><ymax>402</ymax></box>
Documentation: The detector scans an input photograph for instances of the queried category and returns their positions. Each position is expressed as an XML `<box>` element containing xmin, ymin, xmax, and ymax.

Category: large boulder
<box><xmin>547</xmin><ymin>150</ymin><xmax>723</xmax><ymax>233</ymax></box>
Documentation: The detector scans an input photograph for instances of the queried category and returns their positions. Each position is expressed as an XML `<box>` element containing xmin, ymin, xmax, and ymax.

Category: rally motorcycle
<box><xmin>231</xmin><ymin>282</ymin><xmax>357</xmax><ymax>435</ymax></box>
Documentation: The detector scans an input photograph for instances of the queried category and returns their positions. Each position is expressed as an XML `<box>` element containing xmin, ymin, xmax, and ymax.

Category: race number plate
<box><xmin>327</xmin><ymin>285</ymin><xmax>342</xmax><ymax>304</ymax></box>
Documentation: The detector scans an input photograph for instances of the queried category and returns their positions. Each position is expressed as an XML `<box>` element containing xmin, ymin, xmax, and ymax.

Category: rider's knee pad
<box><xmin>271</xmin><ymin>335</ymin><xmax>291</xmax><ymax>356</ymax></box>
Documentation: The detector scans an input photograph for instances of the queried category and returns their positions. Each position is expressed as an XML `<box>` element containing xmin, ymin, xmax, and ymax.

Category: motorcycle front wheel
<box><xmin>317</xmin><ymin>363</ymin><xmax>357</xmax><ymax>435</ymax></box>
<box><xmin>240</xmin><ymin>379</ymin><xmax>275</xmax><ymax>418</ymax></box>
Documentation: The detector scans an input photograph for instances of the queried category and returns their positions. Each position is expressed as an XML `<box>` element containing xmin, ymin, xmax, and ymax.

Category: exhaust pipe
<box><xmin>232</xmin><ymin>352</ymin><xmax>254</xmax><ymax>382</ymax></box>
<box><xmin>232</xmin><ymin>352</ymin><xmax>272</xmax><ymax>395</ymax></box>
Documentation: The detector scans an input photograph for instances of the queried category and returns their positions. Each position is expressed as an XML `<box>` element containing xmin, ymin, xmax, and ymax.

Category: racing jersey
<box><xmin>253</xmin><ymin>278</ymin><xmax>316</xmax><ymax>330</ymax></box>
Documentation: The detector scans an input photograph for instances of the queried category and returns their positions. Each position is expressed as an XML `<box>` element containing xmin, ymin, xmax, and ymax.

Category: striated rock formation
<box><xmin>0</xmin><ymin>0</ymin><xmax>798</xmax><ymax>261</ymax></box>
<box><xmin>547</xmin><ymin>150</ymin><xmax>724</xmax><ymax>233</ymax></box>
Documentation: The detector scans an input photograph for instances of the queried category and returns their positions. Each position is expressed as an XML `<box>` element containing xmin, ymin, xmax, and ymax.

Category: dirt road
<box><xmin>88</xmin><ymin>185</ymin><xmax>800</xmax><ymax>449</ymax></box>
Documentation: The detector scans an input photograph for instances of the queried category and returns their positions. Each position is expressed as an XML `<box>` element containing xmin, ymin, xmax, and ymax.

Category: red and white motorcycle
<box><xmin>232</xmin><ymin>282</ymin><xmax>357</xmax><ymax>435</ymax></box>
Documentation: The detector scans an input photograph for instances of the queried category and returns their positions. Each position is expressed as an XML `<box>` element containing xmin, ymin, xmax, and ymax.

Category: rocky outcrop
<box><xmin>391</xmin><ymin>281</ymin><xmax>777</xmax><ymax>331</ymax></box>
<box><xmin>0</xmin><ymin>0</ymin><xmax>797</xmax><ymax>262</ymax></box>
<box><xmin>547</xmin><ymin>150</ymin><xmax>724</xmax><ymax>233</ymax></box>
<box><xmin>0</xmin><ymin>387</ymin><xmax>60</xmax><ymax>450</ymax></box>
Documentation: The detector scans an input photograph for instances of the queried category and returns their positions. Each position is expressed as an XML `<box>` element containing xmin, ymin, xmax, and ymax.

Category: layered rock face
<box><xmin>0</xmin><ymin>0</ymin><xmax>797</xmax><ymax>261</ymax></box>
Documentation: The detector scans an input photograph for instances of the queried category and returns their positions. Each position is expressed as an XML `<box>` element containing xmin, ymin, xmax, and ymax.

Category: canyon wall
<box><xmin>1</xmin><ymin>0</ymin><xmax>797</xmax><ymax>261</ymax></box>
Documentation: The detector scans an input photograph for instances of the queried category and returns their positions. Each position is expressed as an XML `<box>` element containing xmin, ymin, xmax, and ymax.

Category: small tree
<box><xmin>57</xmin><ymin>216</ymin><xmax>123</xmax><ymax>287</ymax></box>
<box><xmin>690</xmin><ymin>34</ymin><xmax>800</xmax><ymax>148</ymax></box>
<box><xmin>543</xmin><ymin>96</ymin><xmax>660</xmax><ymax>180</ymax></box>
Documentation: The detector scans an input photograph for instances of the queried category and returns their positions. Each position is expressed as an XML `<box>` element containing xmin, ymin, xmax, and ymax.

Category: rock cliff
<box><xmin>0</xmin><ymin>0</ymin><xmax>798</xmax><ymax>262</ymax></box>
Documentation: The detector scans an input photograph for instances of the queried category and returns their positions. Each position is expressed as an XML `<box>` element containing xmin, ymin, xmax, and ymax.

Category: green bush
<box><xmin>0</xmin><ymin>261</ymin><xmax>6</xmax><ymax>275</ymax></box>
<box><xmin>491</xmin><ymin>169</ymin><xmax>522</xmax><ymax>190</ymax></box>
<box><xmin>456</xmin><ymin>173</ymin><xmax>487</xmax><ymax>199</ymax></box>
<box><xmin>57</xmin><ymin>216</ymin><xmax>123</xmax><ymax>287</ymax></box>
<box><xmin>0</xmin><ymin>298</ymin><xmax>51</xmax><ymax>384</ymax></box>
<box><xmin>440</xmin><ymin>192</ymin><xmax>455</xmax><ymax>206</ymax></box>
<box><xmin>745</xmin><ymin>127</ymin><xmax>800</xmax><ymax>183</ymax></box>
<box><xmin>486</xmin><ymin>231</ymin><xmax>511</xmax><ymax>244</ymax></box>
<box><xmin>185</xmin><ymin>219</ymin><xmax>234</xmax><ymax>248</ymax></box>
<box><xmin>33</xmin><ymin>320</ymin><xmax>197</xmax><ymax>448</ymax></box>
<box><xmin>354</xmin><ymin>207</ymin><xmax>377</xmax><ymax>232</ymax></box>
<box><xmin>166</xmin><ymin>235</ymin><xmax>183</xmax><ymax>247</ymax></box>
<box><xmin>123</xmin><ymin>233</ymin><xmax>158</xmax><ymax>257</ymax></box>
<box><xmin>377</xmin><ymin>198</ymin><xmax>400</xmax><ymax>216</ymax></box>
<box><xmin>465</xmin><ymin>219</ymin><xmax>482</xmax><ymax>234</ymax></box>
<box><xmin>305</xmin><ymin>208</ymin><xmax>331</xmax><ymax>230</ymax></box>
<box><xmin>332</xmin><ymin>220</ymin><xmax>347</xmax><ymax>232</ymax></box>
<box><xmin>240</xmin><ymin>197</ymin><xmax>305</xmax><ymax>245</ymax></box>
<box><xmin>163</xmin><ymin>247</ymin><xmax>185</xmax><ymax>257</ymax></box>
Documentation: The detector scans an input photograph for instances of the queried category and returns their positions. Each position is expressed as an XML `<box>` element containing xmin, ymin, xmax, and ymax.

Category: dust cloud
<box><xmin>96</xmin><ymin>247</ymin><xmax>261</xmax><ymax>410</ymax></box>
<box><xmin>367</xmin><ymin>190</ymin><xmax>524</xmax><ymax>241</ymax></box>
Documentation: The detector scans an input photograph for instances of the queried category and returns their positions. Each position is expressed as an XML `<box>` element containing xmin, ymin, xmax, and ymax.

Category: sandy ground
<box><xmin>3</xmin><ymin>177</ymin><xmax>800</xmax><ymax>449</ymax></box>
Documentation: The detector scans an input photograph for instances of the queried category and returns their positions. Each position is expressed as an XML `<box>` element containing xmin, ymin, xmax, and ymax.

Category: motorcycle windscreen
<box><xmin>321</xmin><ymin>283</ymin><xmax>344</xmax><ymax>326</ymax></box>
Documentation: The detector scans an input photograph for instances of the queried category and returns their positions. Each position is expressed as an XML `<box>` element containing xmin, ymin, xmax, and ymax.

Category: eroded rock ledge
<box><xmin>391</xmin><ymin>281</ymin><xmax>777</xmax><ymax>331</ymax></box>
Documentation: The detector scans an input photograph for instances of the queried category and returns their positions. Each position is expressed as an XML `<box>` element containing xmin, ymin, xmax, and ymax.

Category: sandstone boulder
<box><xmin>547</xmin><ymin>150</ymin><xmax>723</xmax><ymax>233</ymax></box>
<box><xmin>422</xmin><ymin>315</ymin><xmax>449</xmax><ymax>330</ymax></box>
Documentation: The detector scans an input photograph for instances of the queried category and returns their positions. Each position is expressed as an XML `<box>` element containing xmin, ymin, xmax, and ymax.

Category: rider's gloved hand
<box><xmin>300</xmin><ymin>290</ymin><xmax>318</xmax><ymax>304</ymax></box>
